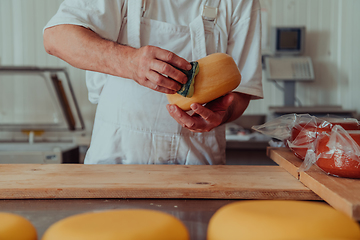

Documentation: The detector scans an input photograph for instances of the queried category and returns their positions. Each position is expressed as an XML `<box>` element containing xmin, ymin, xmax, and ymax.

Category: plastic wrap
<box><xmin>252</xmin><ymin>114</ymin><xmax>360</xmax><ymax>178</ymax></box>
<box><xmin>252</xmin><ymin>114</ymin><xmax>331</xmax><ymax>160</ymax></box>
<box><xmin>287</xmin><ymin>116</ymin><xmax>332</xmax><ymax>161</ymax></box>
<box><xmin>307</xmin><ymin>126</ymin><xmax>360</xmax><ymax>178</ymax></box>
<box><xmin>250</xmin><ymin>113</ymin><xmax>303</xmax><ymax>141</ymax></box>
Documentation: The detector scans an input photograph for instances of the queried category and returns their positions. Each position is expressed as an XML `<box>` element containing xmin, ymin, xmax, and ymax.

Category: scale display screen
<box><xmin>271</xmin><ymin>27</ymin><xmax>305</xmax><ymax>55</ymax></box>
<box><xmin>277</xmin><ymin>29</ymin><xmax>301</xmax><ymax>50</ymax></box>
<box><xmin>266</xmin><ymin>26</ymin><xmax>311</xmax><ymax>106</ymax></box>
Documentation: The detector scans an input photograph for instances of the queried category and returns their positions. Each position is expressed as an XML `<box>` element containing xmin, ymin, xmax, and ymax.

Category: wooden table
<box><xmin>0</xmin><ymin>163</ymin><xmax>321</xmax><ymax>240</ymax></box>
<box><xmin>2</xmin><ymin>149</ymin><xmax>360</xmax><ymax>240</ymax></box>
<box><xmin>0</xmin><ymin>164</ymin><xmax>318</xmax><ymax>200</ymax></box>
<box><xmin>268</xmin><ymin>147</ymin><xmax>360</xmax><ymax>221</ymax></box>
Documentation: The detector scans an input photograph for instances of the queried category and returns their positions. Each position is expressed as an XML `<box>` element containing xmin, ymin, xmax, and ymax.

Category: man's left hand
<box><xmin>166</xmin><ymin>93</ymin><xmax>235</xmax><ymax>132</ymax></box>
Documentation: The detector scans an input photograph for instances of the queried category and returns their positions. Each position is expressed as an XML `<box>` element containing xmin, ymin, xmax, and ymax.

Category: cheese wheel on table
<box><xmin>207</xmin><ymin>200</ymin><xmax>360</xmax><ymax>240</ymax></box>
<box><xmin>42</xmin><ymin>209</ymin><xmax>189</xmax><ymax>240</ymax></box>
<box><xmin>0</xmin><ymin>212</ymin><xmax>37</xmax><ymax>240</ymax></box>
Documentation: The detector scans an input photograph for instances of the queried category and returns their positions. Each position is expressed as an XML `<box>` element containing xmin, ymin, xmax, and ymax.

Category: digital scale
<box><xmin>0</xmin><ymin>67</ymin><xmax>85</xmax><ymax>164</ymax></box>
<box><xmin>264</xmin><ymin>26</ymin><xmax>315</xmax><ymax>106</ymax></box>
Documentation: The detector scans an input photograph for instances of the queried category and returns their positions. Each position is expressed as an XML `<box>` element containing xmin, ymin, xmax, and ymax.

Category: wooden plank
<box><xmin>267</xmin><ymin>147</ymin><xmax>360</xmax><ymax>220</ymax></box>
<box><xmin>267</xmin><ymin>147</ymin><xmax>303</xmax><ymax>179</ymax></box>
<box><xmin>0</xmin><ymin>164</ymin><xmax>319</xmax><ymax>200</ymax></box>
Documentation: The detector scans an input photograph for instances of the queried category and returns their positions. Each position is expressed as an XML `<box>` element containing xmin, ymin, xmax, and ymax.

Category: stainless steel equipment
<box><xmin>0</xmin><ymin>67</ymin><xmax>85</xmax><ymax>163</ymax></box>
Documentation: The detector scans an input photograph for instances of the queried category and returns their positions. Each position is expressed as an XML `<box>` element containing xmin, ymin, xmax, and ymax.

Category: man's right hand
<box><xmin>128</xmin><ymin>46</ymin><xmax>192</xmax><ymax>94</ymax></box>
<box><xmin>44</xmin><ymin>25</ymin><xmax>191</xmax><ymax>94</ymax></box>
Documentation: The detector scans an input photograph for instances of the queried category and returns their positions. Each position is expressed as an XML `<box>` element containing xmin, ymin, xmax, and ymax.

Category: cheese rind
<box><xmin>0</xmin><ymin>212</ymin><xmax>37</xmax><ymax>240</ymax></box>
<box><xmin>42</xmin><ymin>209</ymin><xmax>189</xmax><ymax>240</ymax></box>
<box><xmin>207</xmin><ymin>200</ymin><xmax>360</xmax><ymax>240</ymax></box>
<box><xmin>167</xmin><ymin>53</ymin><xmax>241</xmax><ymax>111</ymax></box>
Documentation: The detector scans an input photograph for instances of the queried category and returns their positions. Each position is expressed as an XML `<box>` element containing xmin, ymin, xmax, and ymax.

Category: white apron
<box><xmin>84</xmin><ymin>0</ymin><xmax>226</xmax><ymax>165</ymax></box>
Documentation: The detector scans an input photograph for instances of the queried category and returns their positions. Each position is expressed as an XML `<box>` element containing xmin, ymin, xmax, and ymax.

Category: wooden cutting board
<box><xmin>268</xmin><ymin>147</ymin><xmax>360</xmax><ymax>220</ymax></box>
<box><xmin>0</xmin><ymin>164</ymin><xmax>319</xmax><ymax>200</ymax></box>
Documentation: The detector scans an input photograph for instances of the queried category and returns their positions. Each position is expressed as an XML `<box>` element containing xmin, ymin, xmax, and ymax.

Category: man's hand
<box><xmin>128</xmin><ymin>46</ymin><xmax>192</xmax><ymax>94</ymax></box>
<box><xmin>167</xmin><ymin>92</ymin><xmax>251</xmax><ymax>132</ymax></box>
<box><xmin>43</xmin><ymin>25</ymin><xmax>191</xmax><ymax>94</ymax></box>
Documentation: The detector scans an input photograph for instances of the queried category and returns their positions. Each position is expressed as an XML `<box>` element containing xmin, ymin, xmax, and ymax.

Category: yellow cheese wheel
<box><xmin>207</xmin><ymin>200</ymin><xmax>360</xmax><ymax>240</ymax></box>
<box><xmin>0</xmin><ymin>212</ymin><xmax>37</xmax><ymax>240</ymax></box>
<box><xmin>166</xmin><ymin>53</ymin><xmax>241</xmax><ymax>111</ymax></box>
<box><xmin>42</xmin><ymin>209</ymin><xmax>189</xmax><ymax>240</ymax></box>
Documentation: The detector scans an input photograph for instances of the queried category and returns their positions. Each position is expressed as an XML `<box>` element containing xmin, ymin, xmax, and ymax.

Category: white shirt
<box><xmin>44</xmin><ymin>0</ymin><xmax>264</xmax><ymax>165</ymax></box>
<box><xmin>45</xmin><ymin>0</ymin><xmax>263</xmax><ymax>104</ymax></box>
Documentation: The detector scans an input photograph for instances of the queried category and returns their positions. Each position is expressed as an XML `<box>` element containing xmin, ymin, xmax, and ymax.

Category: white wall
<box><xmin>0</xmin><ymin>0</ymin><xmax>96</xmax><ymax>133</ymax></box>
<box><xmin>0</xmin><ymin>0</ymin><xmax>359</xmax><ymax>135</ymax></box>
<box><xmin>247</xmin><ymin>0</ymin><xmax>360</xmax><ymax>115</ymax></box>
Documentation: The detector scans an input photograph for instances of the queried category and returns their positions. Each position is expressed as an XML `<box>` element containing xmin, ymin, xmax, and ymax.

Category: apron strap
<box><xmin>189</xmin><ymin>0</ymin><xmax>221</xmax><ymax>60</ymax></box>
<box><xmin>206</xmin><ymin>0</ymin><xmax>221</xmax><ymax>7</ymax></box>
<box><xmin>127</xmin><ymin>0</ymin><xmax>220</xmax><ymax>60</ymax></box>
<box><xmin>189</xmin><ymin>16</ymin><xmax>207</xmax><ymax>61</ymax></box>
<box><xmin>203</xmin><ymin>0</ymin><xmax>221</xmax><ymax>22</ymax></box>
<box><xmin>127</xmin><ymin>0</ymin><xmax>146</xmax><ymax>48</ymax></box>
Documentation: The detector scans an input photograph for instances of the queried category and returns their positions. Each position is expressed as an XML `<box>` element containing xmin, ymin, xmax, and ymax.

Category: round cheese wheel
<box><xmin>0</xmin><ymin>212</ymin><xmax>37</xmax><ymax>240</ymax></box>
<box><xmin>42</xmin><ymin>209</ymin><xmax>189</xmax><ymax>240</ymax></box>
<box><xmin>207</xmin><ymin>200</ymin><xmax>360</xmax><ymax>240</ymax></box>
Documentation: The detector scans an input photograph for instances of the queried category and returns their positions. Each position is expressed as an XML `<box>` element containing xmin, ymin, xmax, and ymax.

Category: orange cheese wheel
<box><xmin>0</xmin><ymin>212</ymin><xmax>37</xmax><ymax>240</ymax></box>
<box><xmin>42</xmin><ymin>209</ymin><xmax>189</xmax><ymax>240</ymax></box>
<box><xmin>167</xmin><ymin>53</ymin><xmax>241</xmax><ymax>111</ymax></box>
<box><xmin>207</xmin><ymin>200</ymin><xmax>360</xmax><ymax>240</ymax></box>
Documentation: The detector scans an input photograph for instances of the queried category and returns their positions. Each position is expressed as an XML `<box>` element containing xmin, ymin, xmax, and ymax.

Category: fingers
<box><xmin>146</xmin><ymin>70</ymin><xmax>181</xmax><ymax>92</ymax></box>
<box><xmin>150</xmin><ymin>59</ymin><xmax>188</xmax><ymax>84</ymax></box>
<box><xmin>153</xmin><ymin>48</ymin><xmax>192</xmax><ymax>72</ymax></box>
<box><xmin>190</xmin><ymin>103</ymin><xmax>216</xmax><ymax>122</ymax></box>
<box><xmin>144</xmin><ymin>46</ymin><xmax>191</xmax><ymax>84</ymax></box>
<box><xmin>166</xmin><ymin>104</ymin><xmax>221</xmax><ymax>132</ymax></box>
<box><xmin>190</xmin><ymin>103</ymin><xmax>223</xmax><ymax>129</ymax></box>
<box><xmin>190</xmin><ymin>94</ymin><xmax>233</xmax><ymax>121</ymax></box>
<box><xmin>132</xmin><ymin>46</ymin><xmax>192</xmax><ymax>93</ymax></box>
<box><xmin>167</xmin><ymin>104</ymin><xmax>198</xmax><ymax>129</ymax></box>
<box><xmin>145</xmin><ymin>81</ymin><xmax>177</xmax><ymax>94</ymax></box>
<box><xmin>166</xmin><ymin>94</ymin><xmax>236</xmax><ymax>132</ymax></box>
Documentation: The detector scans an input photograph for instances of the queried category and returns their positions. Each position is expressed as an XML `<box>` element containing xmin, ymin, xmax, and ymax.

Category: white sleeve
<box><xmin>43</xmin><ymin>0</ymin><xmax>125</xmax><ymax>42</ymax></box>
<box><xmin>227</xmin><ymin>0</ymin><xmax>263</xmax><ymax>99</ymax></box>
